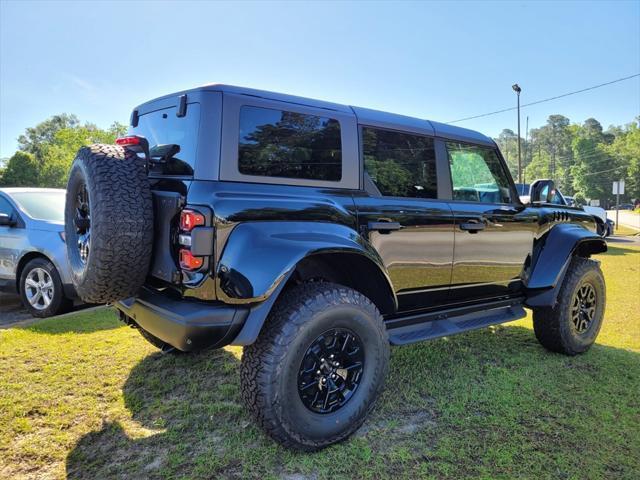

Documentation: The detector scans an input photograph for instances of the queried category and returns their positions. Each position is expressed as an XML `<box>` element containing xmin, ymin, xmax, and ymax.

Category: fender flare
<box><xmin>525</xmin><ymin>224</ymin><xmax>607</xmax><ymax>308</ymax></box>
<box><xmin>216</xmin><ymin>221</ymin><xmax>396</xmax><ymax>346</ymax></box>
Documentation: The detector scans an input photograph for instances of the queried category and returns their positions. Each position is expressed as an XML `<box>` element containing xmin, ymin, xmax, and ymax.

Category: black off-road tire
<box><xmin>533</xmin><ymin>257</ymin><xmax>606</xmax><ymax>355</ymax></box>
<box><xmin>240</xmin><ymin>282</ymin><xmax>390</xmax><ymax>451</ymax></box>
<box><xmin>19</xmin><ymin>257</ymin><xmax>72</xmax><ymax>318</ymax></box>
<box><xmin>65</xmin><ymin>144</ymin><xmax>153</xmax><ymax>303</ymax></box>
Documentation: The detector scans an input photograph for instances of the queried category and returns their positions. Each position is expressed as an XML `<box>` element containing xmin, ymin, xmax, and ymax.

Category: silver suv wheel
<box><xmin>24</xmin><ymin>267</ymin><xmax>55</xmax><ymax>310</ymax></box>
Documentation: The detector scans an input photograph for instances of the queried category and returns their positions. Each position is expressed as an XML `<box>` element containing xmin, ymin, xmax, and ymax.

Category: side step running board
<box><xmin>387</xmin><ymin>304</ymin><xmax>526</xmax><ymax>346</ymax></box>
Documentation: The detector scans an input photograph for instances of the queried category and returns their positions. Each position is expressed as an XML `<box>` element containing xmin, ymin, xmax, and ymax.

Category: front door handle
<box><xmin>459</xmin><ymin>221</ymin><xmax>485</xmax><ymax>233</ymax></box>
<box><xmin>368</xmin><ymin>221</ymin><xmax>402</xmax><ymax>232</ymax></box>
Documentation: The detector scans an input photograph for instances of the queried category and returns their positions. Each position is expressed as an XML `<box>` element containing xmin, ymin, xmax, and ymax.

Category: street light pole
<box><xmin>512</xmin><ymin>84</ymin><xmax>522</xmax><ymax>183</ymax></box>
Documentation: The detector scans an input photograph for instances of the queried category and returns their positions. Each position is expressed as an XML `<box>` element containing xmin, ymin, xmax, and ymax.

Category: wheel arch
<box><xmin>525</xmin><ymin>224</ymin><xmax>607</xmax><ymax>308</ymax></box>
<box><xmin>220</xmin><ymin>221</ymin><xmax>397</xmax><ymax>346</ymax></box>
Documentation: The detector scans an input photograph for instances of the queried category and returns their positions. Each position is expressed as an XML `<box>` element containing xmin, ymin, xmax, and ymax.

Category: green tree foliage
<box><xmin>38</xmin><ymin>123</ymin><xmax>127</xmax><ymax>188</ymax></box>
<box><xmin>513</xmin><ymin>115</ymin><xmax>639</xmax><ymax>204</ymax></box>
<box><xmin>2</xmin><ymin>116</ymin><xmax>126</xmax><ymax>188</ymax></box>
<box><xmin>601</xmin><ymin>120</ymin><xmax>640</xmax><ymax>199</ymax></box>
<box><xmin>17</xmin><ymin>114</ymin><xmax>79</xmax><ymax>159</ymax></box>
<box><xmin>495</xmin><ymin>129</ymin><xmax>519</xmax><ymax>178</ymax></box>
<box><xmin>0</xmin><ymin>151</ymin><xmax>39</xmax><ymax>186</ymax></box>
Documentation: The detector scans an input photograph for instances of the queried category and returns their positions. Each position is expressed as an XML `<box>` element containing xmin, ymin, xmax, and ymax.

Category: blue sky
<box><xmin>1</xmin><ymin>0</ymin><xmax>639</xmax><ymax>158</ymax></box>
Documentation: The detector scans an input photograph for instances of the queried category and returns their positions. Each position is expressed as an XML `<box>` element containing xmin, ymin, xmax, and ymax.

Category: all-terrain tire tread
<box><xmin>533</xmin><ymin>256</ymin><xmax>605</xmax><ymax>355</ymax></box>
<box><xmin>240</xmin><ymin>282</ymin><xmax>389</xmax><ymax>451</ymax></box>
<box><xmin>66</xmin><ymin>144</ymin><xmax>153</xmax><ymax>303</ymax></box>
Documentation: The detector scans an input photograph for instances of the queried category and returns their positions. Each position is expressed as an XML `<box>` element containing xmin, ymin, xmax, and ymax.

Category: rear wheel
<box><xmin>533</xmin><ymin>257</ymin><xmax>605</xmax><ymax>355</ymax></box>
<box><xmin>240</xmin><ymin>282</ymin><xmax>389</xmax><ymax>451</ymax></box>
<box><xmin>65</xmin><ymin>144</ymin><xmax>153</xmax><ymax>303</ymax></box>
<box><xmin>19</xmin><ymin>257</ymin><xmax>71</xmax><ymax>318</ymax></box>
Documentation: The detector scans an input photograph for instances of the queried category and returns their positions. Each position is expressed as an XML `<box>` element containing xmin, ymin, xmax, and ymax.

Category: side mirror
<box><xmin>530</xmin><ymin>179</ymin><xmax>555</xmax><ymax>204</ymax></box>
<box><xmin>0</xmin><ymin>213</ymin><xmax>16</xmax><ymax>227</ymax></box>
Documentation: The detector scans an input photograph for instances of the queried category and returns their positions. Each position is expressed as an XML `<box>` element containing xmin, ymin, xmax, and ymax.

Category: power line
<box><xmin>448</xmin><ymin>73</ymin><xmax>640</xmax><ymax>124</ymax></box>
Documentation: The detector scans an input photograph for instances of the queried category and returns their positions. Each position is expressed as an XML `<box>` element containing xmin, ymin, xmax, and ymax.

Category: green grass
<box><xmin>1</xmin><ymin>246</ymin><xmax>639</xmax><ymax>479</ymax></box>
<box><xmin>613</xmin><ymin>223</ymin><xmax>639</xmax><ymax>236</ymax></box>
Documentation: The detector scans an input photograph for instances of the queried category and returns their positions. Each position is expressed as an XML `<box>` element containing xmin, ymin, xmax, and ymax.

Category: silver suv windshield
<box><xmin>11</xmin><ymin>190</ymin><xmax>65</xmax><ymax>222</ymax></box>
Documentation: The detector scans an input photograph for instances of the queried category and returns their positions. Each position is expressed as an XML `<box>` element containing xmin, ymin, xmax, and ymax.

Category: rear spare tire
<box><xmin>64</xmin><ymin>144</ymin><xmax>153</xmax><ymax>303</ymax></box>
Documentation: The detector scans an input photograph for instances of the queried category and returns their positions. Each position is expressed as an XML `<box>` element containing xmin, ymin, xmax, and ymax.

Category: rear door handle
<box><xmin>459</xmin><ymin>221</ymin><xmax>485</xmax><ymax>233</ymax></box>
<box><xmin>368</xmin><ymin>221</ymin><xmax>402</xmax><ymax>232</ymax></box>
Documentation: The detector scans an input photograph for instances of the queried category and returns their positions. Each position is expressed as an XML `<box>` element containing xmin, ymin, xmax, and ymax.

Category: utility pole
<box><xmin>615</xmin><ymin>179</ymin><xmax>623</xmax><ymax>231</ymax></box>
<box><xmin>512</xmin><ymin>84</ymin><xmax>522</xmax><ymax>183</ymax></box>
<box><xmin>523</xmin><ymin>116</ymin><xmax>529</xmax><ymax>185</ymax></box>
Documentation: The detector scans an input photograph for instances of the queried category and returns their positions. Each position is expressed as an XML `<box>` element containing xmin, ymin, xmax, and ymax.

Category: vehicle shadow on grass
<box><xmin>65</xmin><ymin>325</ymin><xmax>640</xmax><ymax>479</ymax></box>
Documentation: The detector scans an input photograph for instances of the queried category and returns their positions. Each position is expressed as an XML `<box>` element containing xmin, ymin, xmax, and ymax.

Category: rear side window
<box><xmin>446</xmin><ymin>142</ymin><xmax>513</xmax><ymax>203</ymax></box>
<box><xmin>362</xmin><ymin>127</ymin><xmax>437</xmax><ymax>198</ymax></box>
<box><xmin>131</xmin><ymin>103</ymin><xmax>201</xmax><ymax>176</ymax></box>
<box><xmin>238</xmin><ymin>106</ymin><xmax>342</xmax><ymax>181</ymax></box>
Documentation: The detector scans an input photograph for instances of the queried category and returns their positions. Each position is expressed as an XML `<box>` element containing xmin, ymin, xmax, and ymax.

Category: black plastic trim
<box><xmin>388</xmin><ymin>301</ymin><xmax>526</xmax><ymax>345</ymax></box>
<box><xmin>115</xmin><ymin>287</ymin><xmax>249</xmax><ymax>351</ymax></box>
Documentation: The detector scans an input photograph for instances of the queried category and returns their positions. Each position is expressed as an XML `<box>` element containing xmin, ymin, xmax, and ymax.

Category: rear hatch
<box><xmin>129</xmin><ymin>100</ymin><xmax>202</xmax><ymax>289</ymax></box>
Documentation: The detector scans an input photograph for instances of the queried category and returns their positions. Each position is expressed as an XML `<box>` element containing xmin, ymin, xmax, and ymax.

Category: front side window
<box><xmin>447</xmin><ymin>143</ymin><xmax>513</xmax><ymax>203</ymax></box>
<box><xmin>362</xmin><ymin>127</ymin><xmax>437</xmax><ymax>198</ymax></box>
<box><xmin>238</xmin><ymin>106</ymin><xmax>342</xmax><ymax>181</ymax></box>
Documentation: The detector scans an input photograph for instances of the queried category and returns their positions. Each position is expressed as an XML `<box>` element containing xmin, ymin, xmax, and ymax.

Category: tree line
<box><xmin>496</xmin><ymin>115</ymin><xmax>639</xmax><ymax>206</ymax></box>
<box><xmin>0</xmin><ymin>114</ymin><xmax>127</xmax><ymax>188</ymax></box>
<box><xmin>1</xmin><ymin>112</ymin><xmax>638</xmax><ymax>206</ymax></box>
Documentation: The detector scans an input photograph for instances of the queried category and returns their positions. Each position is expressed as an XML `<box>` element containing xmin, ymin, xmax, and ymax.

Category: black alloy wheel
<box><xmin>571</xmin><ymin>281</ymin><xmax>597</xmax><ymax>334</ymax></box>
<box><xmin>74</xmin><ymin>182</ymin><xmax>91</xmax><ymax>265</ymax></box>
<box><xmin>298</xmin><ymin>328</ymin><xmax>365</xmax><ymax>414</ymax></box>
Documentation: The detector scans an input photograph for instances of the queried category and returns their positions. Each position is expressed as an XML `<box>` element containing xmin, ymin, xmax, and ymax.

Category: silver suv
<box><xmin>0</xmin><ymin>188</ymin><xmax>76</xmax><ymax>317</ymax></box>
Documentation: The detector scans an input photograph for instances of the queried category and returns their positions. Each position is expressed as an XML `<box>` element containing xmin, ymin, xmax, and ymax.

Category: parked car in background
<box><xmin>519</xmin><ymin>184</ymin><xmax>610</xmax><ymax>237</ymax></box>
<box><xmin>0</xmin><ymin>188</ymin><xmax>76</xmax><ymax>317</ymax></box>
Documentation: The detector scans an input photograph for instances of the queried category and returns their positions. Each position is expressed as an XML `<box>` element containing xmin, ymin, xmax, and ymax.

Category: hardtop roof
<box><xmin>134</xmin><ymin>84</ymin><xmax>495</xmax><ymax>147</ymax></box>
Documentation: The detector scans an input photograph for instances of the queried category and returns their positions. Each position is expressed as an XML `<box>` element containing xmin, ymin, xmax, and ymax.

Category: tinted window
<box><xmin>238</xmin><ymin>106</ymin><xmax>342</xmax><ymax>181</ymax></box>
<box><xmin>363</xmin><ymin>128</ymin><xmax>437</xmax><ymax>198</ymax></box>
<box><xmin>131</xmin><ymin>103</ymin><xmax>200</xmax><ymax>175</ymax></box>
<box><xmin>10</xmin><ymin>191</ymin><xmax>65</xmax><ymax>221</ymax></box>
<box><xmin>447</xmin><ymin>143</ymin><xmax>513</xmax><ymax>203</ymax></box>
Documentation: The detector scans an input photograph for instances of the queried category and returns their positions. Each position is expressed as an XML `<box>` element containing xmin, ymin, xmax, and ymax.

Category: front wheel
<box><xmin>240</xmin><ymin>282</ymin><xmax>390</xmax><ymax>451</ymax></box>
<box><xmin>19</xmin><ymin>257</ymin><xmax>71</xmax><ymax>318</ymax></box>
<box><xmin>533</xmin><ymin>257</ymin><xmax>606</xmax><ymax>355</ymax></box>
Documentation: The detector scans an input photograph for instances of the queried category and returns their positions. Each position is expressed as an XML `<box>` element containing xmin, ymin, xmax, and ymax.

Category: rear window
<box><xmin>238</xmin><ymin>105</ymin><xmax>342</xmax><ymax>181</ymax></box>
<box><xmin>10</xmin><ymin>191</ymin><xmax>65</xmax><ymax>222</ymax></box>
<box><xmin>131</xmin><ymin>103</ymin><xmax>200</xmax><ymax>176</ymax></box>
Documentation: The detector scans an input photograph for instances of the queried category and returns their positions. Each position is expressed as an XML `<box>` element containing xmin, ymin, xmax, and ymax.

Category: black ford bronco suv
<box><xmin>64</xmin><ymin>84</ymin><xmax>607</xmax><ymax>451</ymax></box>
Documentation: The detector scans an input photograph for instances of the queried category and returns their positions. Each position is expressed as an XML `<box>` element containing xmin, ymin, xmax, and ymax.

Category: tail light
<box><xmin>115</xmin><ymin>136</ymin><xmax>141</xmax><ymax>146</ymax></box>
<box><xmin>179</xmin><ymin>249</ymin><xmax>204</xmax><ymax>270</ymax></box>
<box><xmin>177</xmin><ymin>208</ymin><xmax>208</xmax><ymax>272</ymax></box>
<box><xmin>180</xmin><ymin>209</ymin><xmax>205</xmax><ymax>232</ymax></box>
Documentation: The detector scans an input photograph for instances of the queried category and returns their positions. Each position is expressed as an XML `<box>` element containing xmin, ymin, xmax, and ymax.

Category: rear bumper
<box><xmin>115</xmin><ymin>287</ymin><xmax>249</xmax><ymax>351</ymax></box>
